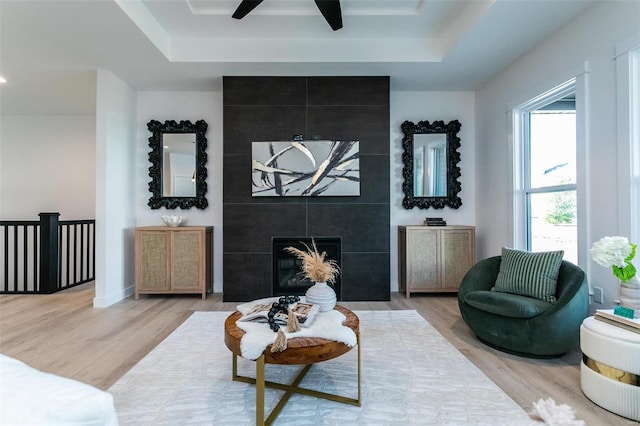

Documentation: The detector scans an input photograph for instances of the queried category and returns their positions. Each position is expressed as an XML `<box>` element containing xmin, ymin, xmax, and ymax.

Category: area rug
<box><xmin>109</xmin><ymin>310</ymin><xmax>537</xmax><ymax>425</ymax></box>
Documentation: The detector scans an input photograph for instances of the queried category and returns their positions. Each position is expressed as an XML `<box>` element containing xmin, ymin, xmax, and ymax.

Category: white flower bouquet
<box><xmin>591</xmin><ymin>236</ymin><xmax>637</xmax><ymax>282</ymax></box>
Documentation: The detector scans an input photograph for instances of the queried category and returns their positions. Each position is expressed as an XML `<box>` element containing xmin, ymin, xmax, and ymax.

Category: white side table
<box><xmin>580</xmin><ymin>316</ymin><xmax>640</xmax><ymax>421</ymax></box>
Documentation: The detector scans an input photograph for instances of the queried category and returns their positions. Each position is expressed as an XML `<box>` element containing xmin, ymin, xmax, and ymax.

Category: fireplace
<box><xmin>222</xmin><ymin>76</ymin><xmax>390</xmax><ymax>302</ymax></box>
<box><xmin>272</xmin><ymin>237</ymin><xmax>341</xmax><ymax>299</ymax></box>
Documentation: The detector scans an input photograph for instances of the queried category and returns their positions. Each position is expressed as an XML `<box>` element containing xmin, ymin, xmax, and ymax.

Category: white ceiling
<box><xmin>0</xmin><ymin>0</ymin><xmax>596</xmax><ymax>114</ymax></box>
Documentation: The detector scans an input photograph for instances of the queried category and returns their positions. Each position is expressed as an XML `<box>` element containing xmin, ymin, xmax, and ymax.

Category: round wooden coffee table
<box><xmin>224</xmin><ymin>305</ymin><xmax>360</xmax><ymax>426</ymax></box>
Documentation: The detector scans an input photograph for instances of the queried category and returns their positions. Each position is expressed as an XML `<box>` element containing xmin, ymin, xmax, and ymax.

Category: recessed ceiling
<box><xmin>145</xmin><ymin>0</ymin><xmax>465</xmax><ymax>38</ymax></box>
<box><xmin>0</xmin><ymin>0</ymin><xmax>595</xmax><ymax>114</ymax></box>
<box><xmin>121</xmin><ymin>0</ymin><xmax>479</xmax><ymax>63</ymax></box>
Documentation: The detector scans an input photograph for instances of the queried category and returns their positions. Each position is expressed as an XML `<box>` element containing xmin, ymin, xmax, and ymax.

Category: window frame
<box><xmin>524</xmin><ymin>108</ymin><xmax>577</xmax><ymax>253</ymax></box>
<box><xmin>512</xmin><ymin>78</ymin><xmax>586</xmax><ymax>264</ymax></box>
<box><xmin>616</xmin><ymin>39</ymin><xmax>640</xmax><ymax>245</ymax></box>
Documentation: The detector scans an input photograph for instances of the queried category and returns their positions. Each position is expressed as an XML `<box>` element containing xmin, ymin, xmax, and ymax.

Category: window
<box><xmin>515</xmin><ymin>82</ymin><xmax>578</xmax><ymax>264</ymax></box>
<box><xmin>616</xmin><ymin>42</ymin><xmax>640</xmax><ymax>244</ymax></box>
<box><xmin>632</xmin><ymin>48</ymin><xmax>640</xmax><ymax>244</ymax></box>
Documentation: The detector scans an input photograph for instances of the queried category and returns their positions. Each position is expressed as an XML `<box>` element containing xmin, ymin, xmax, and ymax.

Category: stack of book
<box><xmin>239</xmin><ymin>300</ymin><xmax>320</xmax><ymax>328</ymax></box>
<box><xmin>424</xmin><ymin>217</ymin><xmax>447</xmax><ymax>226</ymax></box>
<box><xmin>290</xmin><ymin>302</ymin><xmax>320</xmax><ymax>327</ymax></box>
<box><xmin>594</xmin><ymin>309</ymin><xmax>640</xmax><ymax>333</ymax></box>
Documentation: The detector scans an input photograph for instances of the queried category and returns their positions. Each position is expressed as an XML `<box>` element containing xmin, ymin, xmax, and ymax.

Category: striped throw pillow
<box><xmin>493</xmin><ymin>248</ymin><xmax>564</xmax><ymax>304</ymax></box>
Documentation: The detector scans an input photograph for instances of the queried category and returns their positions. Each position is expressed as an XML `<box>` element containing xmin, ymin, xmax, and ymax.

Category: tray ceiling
<box><xmin>0</xmin><ymin>0</ymin><xmax>596</xmax><ymax>114</ymax></box>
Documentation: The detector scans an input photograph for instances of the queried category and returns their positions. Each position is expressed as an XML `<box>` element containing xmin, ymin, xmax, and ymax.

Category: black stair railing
<box><xmin>0</xmin><ymin>212</ymin><xmax>95</xmax><ymax>294</ymax></box>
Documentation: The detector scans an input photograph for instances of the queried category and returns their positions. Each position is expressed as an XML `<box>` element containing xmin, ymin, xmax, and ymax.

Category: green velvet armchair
<box><xmin>457</xmin><ymin>256</ymin><xmax>589</xmax><ymax>358</ymax></box>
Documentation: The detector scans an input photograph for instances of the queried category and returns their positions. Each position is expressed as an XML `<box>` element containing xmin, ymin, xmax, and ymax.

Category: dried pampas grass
<box><xmin>284</xmin><ymin>239</ymin><xmax>340</xmax><ymax>284</ymax></box>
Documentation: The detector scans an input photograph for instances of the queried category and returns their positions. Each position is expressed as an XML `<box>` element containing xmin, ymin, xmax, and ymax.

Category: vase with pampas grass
<box><xmin>284</xmin><ymin>239</ymin><xmax>339</xmax><ymax>312</ymax></box>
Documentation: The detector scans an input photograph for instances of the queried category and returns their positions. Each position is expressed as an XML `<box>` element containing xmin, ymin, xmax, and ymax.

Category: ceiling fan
<box><xmin>232</xmin><ymin>0</ymin><xmax>343</xmax><ymax>31</ymax></box>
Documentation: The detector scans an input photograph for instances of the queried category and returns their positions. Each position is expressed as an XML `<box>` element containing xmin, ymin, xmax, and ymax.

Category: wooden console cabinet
<box><xmin>135</xmin><ymin>226</ymin><xmax>213</xmax><ymax>299</ymax></box>
<box><xmin>398</xmin><ymin>225</ymin><xmax>475</xmax><ymax>298</ymax></box>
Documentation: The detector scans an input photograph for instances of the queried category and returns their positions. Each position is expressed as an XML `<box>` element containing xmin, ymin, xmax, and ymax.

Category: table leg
<box><xmin>357</xmin><ymin>331</ymin><xmax>361</xmax><ymax>405</ymax></box>
<box><xmin>256</xmin><ymin>354</ymin><xmax>265</xmax><ymax>426</ymax></box>
<box><xmin>232</xmin><ymin>353</ymin><xmax>238</xmax><ymax>380</ymax></box>
<box><xmin>230</xmin><ymin>334</ymin><xmax>361</xmax><ymax>425</ymax></box>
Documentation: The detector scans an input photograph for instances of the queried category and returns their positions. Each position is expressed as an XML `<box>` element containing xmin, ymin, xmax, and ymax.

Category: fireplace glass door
<box><xmin>272</xmin><ymin>237</ymin><xmax>341</xmax><ymax>299</ymax></box>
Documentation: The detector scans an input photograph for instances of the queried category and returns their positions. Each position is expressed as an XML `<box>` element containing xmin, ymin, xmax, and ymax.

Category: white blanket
<box><xmin>0</xmin><ymin>354</ymin><xmax>118</xmax><ymax>426</ymax></box>
<box><xmin>235</xmin><ymin>298</ymin><xmax>357</xmax><ymax>360</ymax></box>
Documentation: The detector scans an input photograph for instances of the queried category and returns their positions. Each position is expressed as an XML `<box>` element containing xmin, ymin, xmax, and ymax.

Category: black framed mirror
<box><xmin>147</xmin><ymin>119</ymin><xmax>208</xmax><ymax>209</ymax></box>
<box><xmin>401</xmin><ymin>120</ymin><xmax>462</xmax><ymax>209</ymax></box>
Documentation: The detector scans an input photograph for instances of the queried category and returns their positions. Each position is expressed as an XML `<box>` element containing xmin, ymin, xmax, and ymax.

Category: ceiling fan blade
<box><xmin>314</xmin><ymin>0</ymin><xmax>343</xmax><ymax>31</ymax></box>
<box><xmin>232</xmin><ymin>0</ymin><xmax>264</xmax><ymax>19</ymax></box>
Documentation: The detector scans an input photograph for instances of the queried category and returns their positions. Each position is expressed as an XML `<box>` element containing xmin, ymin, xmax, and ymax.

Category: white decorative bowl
<box><xmin>161</xmin><ymin>215</ymin><xmax>187</xmax><ymax>227</ymax></box>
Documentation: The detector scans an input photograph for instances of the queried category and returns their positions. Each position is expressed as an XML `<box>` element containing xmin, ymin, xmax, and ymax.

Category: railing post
<box><xmin>39</xmin><ymin>212</ymin><xmax>60</xmax><ymax>293</ymax></box>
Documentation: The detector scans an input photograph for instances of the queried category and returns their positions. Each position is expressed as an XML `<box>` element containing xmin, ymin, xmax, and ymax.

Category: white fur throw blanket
<box><xmin>235</xmin><ymin>298</ymin><xmax>357</xmax><ymax>360</ymax></box>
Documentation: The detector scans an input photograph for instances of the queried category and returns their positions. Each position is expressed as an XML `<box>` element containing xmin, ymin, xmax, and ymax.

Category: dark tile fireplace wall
<box><xmin>222</xmin><ymin>76</ymin><xmax>390</xmax><ymax>302</ymax></box>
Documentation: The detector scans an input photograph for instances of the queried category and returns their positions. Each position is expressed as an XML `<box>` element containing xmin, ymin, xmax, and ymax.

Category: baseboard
<box><xmin>93</xmin><ymin>285</ymin><xmax>135</xmax><ymax>308</ymax></box>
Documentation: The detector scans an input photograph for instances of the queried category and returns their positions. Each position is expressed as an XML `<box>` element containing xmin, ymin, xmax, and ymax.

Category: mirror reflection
<box><xmin>413</xmin><ymin>134</ymin><xmax>447</xmax><ymax>197</ymax></box>
<box><xmin>162</xmin><ymin>133</ymin><xmax>196</xmax><ymax>197</ymax></box>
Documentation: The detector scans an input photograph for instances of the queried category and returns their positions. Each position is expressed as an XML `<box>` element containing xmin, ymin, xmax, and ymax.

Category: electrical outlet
<box><xmin>593</xmin><ymin>287</ymin><xmax>604</xmax><ymax>304</ymax></box>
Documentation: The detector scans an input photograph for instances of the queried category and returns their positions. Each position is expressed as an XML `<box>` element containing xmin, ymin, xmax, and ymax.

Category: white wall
<box><xmin>94</xmin><ymin>70</ymin><xmax>137</xmax><ymax>307</ymax></box>
<box><xmin>135</xmin><ymin>91</ymin><xmax>224</xmax><ymax>292</ymax></box>
<box><xmin>476</xmin><ymin>1</ymin><xmax>640</xmax><ymax>309</ymax></box>
<box><xmin>132</xmin><ymin>90</ymin><xmax>473</xmax><ymax>295</ymax></box>
<box><xmin>389</xmin><ymin>91</ymin><xmax>476</xmax><ymax>291</ymax></box>
<box><xmin>0</xmin><ymin>88</ymin><xmax>473</xmax><ymax>299</ymax></box>
<box><xmin>0</xmin><ymin>115</ymin><xmax>95</xmax><ymax>220</ymax></box>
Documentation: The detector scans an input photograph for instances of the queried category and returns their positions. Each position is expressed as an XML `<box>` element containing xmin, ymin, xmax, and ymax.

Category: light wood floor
<box><xmin>0</xmin><ymin>283</ymin><xmax>636</xmax><ymax>425</ymax></box>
